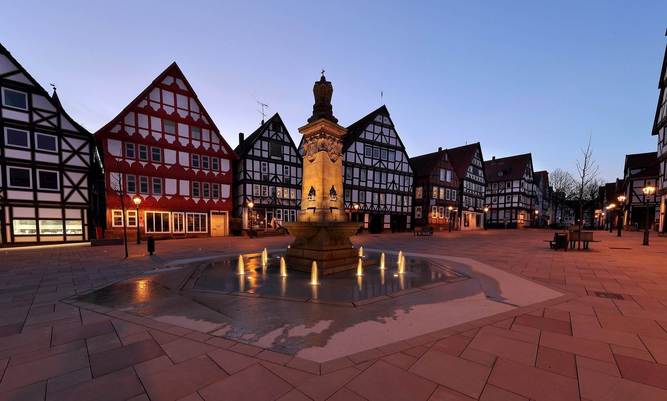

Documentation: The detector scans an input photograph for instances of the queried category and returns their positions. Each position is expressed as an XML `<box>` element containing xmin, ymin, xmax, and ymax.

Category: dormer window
<box><xmin>307</xmin><ymin>186</ymin><xmax>316</xmax><ymax>201</ymax></box>
<box><xmin>329</xmin><ymin>185</ymin><xmax>337</xmax><ymax>201</ymax></box>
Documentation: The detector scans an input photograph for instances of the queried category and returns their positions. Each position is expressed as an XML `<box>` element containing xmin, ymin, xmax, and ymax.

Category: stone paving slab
<box><xmin>0</xmin><ymin>231</ymin><xmax>665</xmax><ymax>400</ymax></box>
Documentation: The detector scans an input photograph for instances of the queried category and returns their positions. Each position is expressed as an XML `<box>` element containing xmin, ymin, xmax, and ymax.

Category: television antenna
<box><xmin>256</xmin><ymin>100</ymin><xmax>269</xmax><ymax>124</ymax></box>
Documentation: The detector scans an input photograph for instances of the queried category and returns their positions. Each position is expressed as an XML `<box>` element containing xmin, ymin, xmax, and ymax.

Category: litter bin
<box><xmin>147</xmin><ymin>236</ymin><xmax>155</xmax><ymax>255</ymax></box>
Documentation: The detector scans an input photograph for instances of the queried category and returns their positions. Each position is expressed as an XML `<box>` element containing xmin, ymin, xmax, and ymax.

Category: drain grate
<box><xmin>609</xmin><ymin>247</ymin><xmax>632</xmax><ymax>250</ymax></box>
<box><xmin>594</xmin><ymin>291</ymin><xmax>624</xmax><ymax>300</ymax></box>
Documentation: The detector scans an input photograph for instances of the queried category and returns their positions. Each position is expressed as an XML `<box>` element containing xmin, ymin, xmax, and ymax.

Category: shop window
<box><xmin>13</xmin><ymin>219</ymin><xmax>37</xmax><ymax>235</ymax></box>
<box><xmin>145</xmin><ymin>211</ymin><xmax>170</xmax><ymax>233</ymax></box>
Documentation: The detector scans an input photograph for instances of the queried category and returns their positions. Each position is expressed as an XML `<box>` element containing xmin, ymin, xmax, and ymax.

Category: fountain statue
<box><xmin>285</xmin><ymin>73</ymin><xmax>362</xmax><ymax>274</ymax></box>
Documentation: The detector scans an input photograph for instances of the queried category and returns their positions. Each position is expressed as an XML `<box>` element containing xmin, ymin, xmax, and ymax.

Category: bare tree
<box><xmin>549</xmin><ymin>168</ymin><xmax>575</xmax><ymax>225</ymax></box>
<box><xmin>574</xmin><ymin>136</ymin><xmax>599</xmax><ymax>249</ymax></box>
<box><xmin>110</xmin><ymin>171</ymin><xmax>129</xmax><ymax>258</ymax></box>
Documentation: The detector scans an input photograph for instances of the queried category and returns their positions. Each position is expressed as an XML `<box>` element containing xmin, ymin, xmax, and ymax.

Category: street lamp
<box><xmin>448</xmin><ymin>206</ymin><xmax>454</xmax><ymax>232</ymax></box>
<box><xmin>483</xmin><ymin>206</ymin><xmax>489</xmax><ymax>230</ymax></box>
<box><xmin>534</xmin><ymin>209</ymin><xmax>539</xmax><ymax>227</ymax></box>
<box><xmin>642</xmin><ymin>185</ymin><xmax>656</xmax><ymax>246</ymax></box>
<box><xmin>247</xmin><ymin>200</ymin><xmax>254</xmax><ymax>230</ymax></box>
<box><xmin>616</xmin><ymin>195</ymin><xmax>626</xmax><ymax>237</ymax></box>
<box><xmin>132</xmin><ymin>196</ymin><xmax>142</xmax><ymax>244</ymax></box>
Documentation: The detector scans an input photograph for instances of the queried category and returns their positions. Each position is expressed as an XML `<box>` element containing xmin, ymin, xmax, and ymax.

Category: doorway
<box><xmin>210</xmin><ymin>211</ymin><xmax>228</xmax><ymax>236</ymax></box>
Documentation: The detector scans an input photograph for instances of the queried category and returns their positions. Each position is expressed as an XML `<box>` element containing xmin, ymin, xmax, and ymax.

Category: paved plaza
<box><xmin>1</xmin><ymin>230</ymin><xmax>667</xmax><ymax>401</ymax></box>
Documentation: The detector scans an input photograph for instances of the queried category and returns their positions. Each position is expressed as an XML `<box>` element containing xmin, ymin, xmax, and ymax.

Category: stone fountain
<box><xmin>285</xmin><ymin>73</ymin><xmax>362</xmax><ymax>275</ymax></box>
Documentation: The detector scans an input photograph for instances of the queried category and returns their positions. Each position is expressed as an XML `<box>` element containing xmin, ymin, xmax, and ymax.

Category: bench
<box><xmin>414</xmin><ymin>226</ymin><xmax>434</xmax><ymax>236</ymax></box>
<box><xmin>568</xmin><ymin>231</ymin><xmax>599</xmax><ymax>249</ymax></box>
<box><xmin>545</xmin><ymin>232</ymin><xmax>568</xmax><ymax>251</ymax></box>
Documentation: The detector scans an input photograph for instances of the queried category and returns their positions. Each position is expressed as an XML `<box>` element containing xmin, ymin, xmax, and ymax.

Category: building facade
<box><xmin>652</xmin><ymin>31</ymin><xmax>667</xmax><ymax>233</ymax></box>
<box><xmin>342</xmin><ymin>106</ymin><xmax>413</xmax><ymax>232</ymax></box>
<box><xmin>447</xmin><ymin>143</ymin><xmax>486</xmax><ymax>230</ymax></box>
<box><xmin>410</xmin><ymin>148</ymin><xmax>459</xmax><ymax>229</ymax></box>
<box><xmin>484</xmin><ymin>154</ymin><xmax>536</xmax><ymax>228</ymax></box>
<box><xmin>96</xmin><ymin>63</ymin><xmax>234</xmax><ymax>240</ymax></box>
<box><xmin>621</xmin><ymin>152</ymin><xmax>659</xmax><ymax>230</ymax></box>
<box><xmin>1</xmin><ymin>44</ymin><xmax>97</xmax><ymax>246</ymax></box>
<box><xmin>533</xmin><ymin>170</ymin><xmax>551</xmax><ymax>227</ymax></box>
<box><xmin>234</xmin><ymin>113</ymin><xmax>302</xmax><ymax>231</ymax></box>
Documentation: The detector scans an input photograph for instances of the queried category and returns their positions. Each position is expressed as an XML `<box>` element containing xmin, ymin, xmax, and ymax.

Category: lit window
<box><xmin>39</xmin><ymin>220</ymin><xmax>63</xmax><ymax>235</ymax></box>
<box><xmin>5</xmin><ymin>127</ymin><xmax>30</xmax><ymax>148</ymax></box>
<box><xmin>126</xmin><ymin>210</ymin><xmax>137</xmax><ymax>227</ymax></box>
<box><xmin>415</xmin><ymin>206</ymin><xmax>422</xmax><ymax>219</ymax></box>
<box><xmin>13</xmin><ymin>219</ymin><xmax>37</xmax><ymax>235</ymax></box>
<box><xmin>65</xmin><ymin>220</ymin><xmax>83</xmax><ymax>235</ymax></box>
<box><xmin>172</xmin><ymin>212</ymin><xmax>185</xmax><ymax>233</ymax></box>
<box><xmin>2</xmin><ymin>88</ymin><xmax>28</xmax><ymax>110</ymax></box>
<box><xmin>35</xmin><ymin>133</ymin><xmax>57</xmax><ymax>152</ymax></box>
<box><xmin>415</xmin><ymin>187</ymin><xmax>423</xmax><ymax>199</ymax></box>
<box><xmin>112</xmin><ymin>210</ymin><xmax>124</xmax><ymax>227</ymax></box>
<box><xmin>145</xmin><ymin>211</ymin><xmax>170</xmax><ymax>233</ymax></box>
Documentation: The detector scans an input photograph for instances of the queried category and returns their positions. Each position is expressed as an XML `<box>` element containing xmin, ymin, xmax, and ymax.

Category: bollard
<box><xmin>147</xmin><ymin>236</ymin><xmax>155</xmax><ymax>255</ymax></box>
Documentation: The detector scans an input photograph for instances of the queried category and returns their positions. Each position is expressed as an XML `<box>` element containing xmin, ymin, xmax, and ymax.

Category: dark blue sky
<box><xmin>2</xmin><ymin>1</ymin><xmax>665</xmax><ymax>181</ymax></box>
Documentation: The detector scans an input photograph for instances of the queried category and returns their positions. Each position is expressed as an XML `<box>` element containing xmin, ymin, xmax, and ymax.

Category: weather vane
<box><xmin>50</xmin><ymin>82</ymin><xmax>57</xmax><ymax>92</ymax></box>
<box><xmin>321</xmin><ymin>69</ymin><xmax>325</xmax><ymax>77</ymax></box>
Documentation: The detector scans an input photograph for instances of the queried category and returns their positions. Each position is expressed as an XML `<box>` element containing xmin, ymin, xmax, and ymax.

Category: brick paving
<box><xmin>0</xmin><ymin>229</ymin><xmax>666</xmax><ymax>401</ymax></box>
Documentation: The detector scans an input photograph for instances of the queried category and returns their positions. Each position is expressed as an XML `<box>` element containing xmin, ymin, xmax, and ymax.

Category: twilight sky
<box><xmin>1</xmin><ymin>1</ymin><xmax>665</xmax><ymax>182</ymax></box>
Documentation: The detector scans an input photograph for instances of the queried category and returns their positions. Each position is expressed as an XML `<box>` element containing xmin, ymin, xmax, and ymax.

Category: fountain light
<box><xmin>380</xmin><ymin>268</ymin><xmax>385</xmax><ymax>285</ymax></box>
<box><xmin>358</xmin><ymin>246</ymin><xmax>364</xmax><ymax>257</ymax></box>
<box><xmin>261</xmin><ymin>248</ymin><xmax>268</xmax><ymax>267</ymax></box>
<box><xmin>310</xmin><ymin>261</ymin><xmax>319</xmax><ymax>285</ymax></box>
<box><xmin>398</xmin><ymin>253</ymin><xmax>405</xmax><ymax>275</ymax></box>
<box><xmin>279</xmin><ymin>256</ymin><xmax>287</xmax><ymax>277</ymax></box>
<box><xmin>380</xmin><ymin>252</ymin><xmax>385</xmax><ymax>270</ymax></box>
<box><xmin>397</xmin><ymin>250</ymin><xmax>403</xmax><ymax>266</ymax></box>
<box><xmin>356</xmin><ymin>258</ymin><xmax>363</xmax><ymax>277</ymax></box>
<box><xmin>237</xmin><ymin>255</ymin><xmax>245</xmax><ymax>275</ymax></box>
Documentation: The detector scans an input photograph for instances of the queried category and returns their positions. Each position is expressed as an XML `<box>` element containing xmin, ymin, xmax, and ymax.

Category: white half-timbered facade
<box><xmin>447</xmin><ymin>143</ymin><xmax>486</xmax><ymax>230</ymax></box>
<box><xmin>652</xmin><ymin>32</ymin><xmax>667</xmax><ymax>233</ymax></box>
<box><xmin>621</xmin><ymin>152</ymin><xmax>659</xmax><ymax>230</ymax></box>
<box><xmin>484</xmin><ymin>153</ymin><xmax>536</xmax><ymax>228</ymax></box>
<box><xmin>234</xmin><ymin>113</ymin><xmax>302</xmax><ymax>231</ymax></box>
<box><xmin>96</xmin><ymin>63</ymin><xmax>235</xmax><ymax>239</ymax></box>
<box><xmin>0</xmin><ymin>44</ymin><xmax>96</xmax><ymax>246</ymax></box>
<box><xmin>343</xmin><ymin>106</ymin><xmax>413</xmax><ymax>232</ymax></box>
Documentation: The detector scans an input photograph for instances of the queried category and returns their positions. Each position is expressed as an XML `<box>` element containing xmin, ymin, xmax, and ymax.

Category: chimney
<box><xmin>438</xmin><ymin>147</ymin><xmax>442</xmax><ymax>152</ymax></box>
<box><xmin>492</xmin><ymin>156</ymin><xmax>496</xmax><ymax>160</ymax></box>
<box><xmin>238</xmin><ymin>132</ymin><xmax>245</xmax><ymax>144</ymax></box>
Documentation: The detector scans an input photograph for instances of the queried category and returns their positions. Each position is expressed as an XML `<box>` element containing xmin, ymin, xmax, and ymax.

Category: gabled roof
<box><xmin>484</xmin><ymin>153</ymin><xmax>533</xmax><ymax>182</ymax></box>
<box><xmin>653</xmin><ymin>32</ymin><xmax>667</xmax><ymax>135</ymax></box>
<box><xmin>344</xmin><ymin>105</ymin><xmax>407</xmax><ymax>151</ymax></box>
<box><xmin>623</xmin><ymin>151</ymin><xmax>658</xmax><ymax>178</ymax></box>
<box><xmin>533</xmin><ymin>170</ymin><xmax>549</xmax><ymax>188</ymax></box>
<box><xmin>0</xmin><ymin>43</ymin><xmax>90</xmax><ymax>136</ymax></box>
<box><xmin>409</xmin><ymin>149</ymin><xmax>447</xmax><ymax>177</ymax></box>
<box><xmin>603</xmin><ymin>182</ymin><xmax>619</xmax><ymax>203</ymax></box>
<box><xmin>94</xmin><ymin>62</ymin><xmax>235</xmax><ymax>156</ymax></box>
<box><xmin>446</xmin><ymin>142</ymin><xmax>482</xmax><ymax>179</ymax></box>
<box><xmin>234</xmin><ymin>113</ymin><xmax>299</xmax><ymax>157</ymax></box>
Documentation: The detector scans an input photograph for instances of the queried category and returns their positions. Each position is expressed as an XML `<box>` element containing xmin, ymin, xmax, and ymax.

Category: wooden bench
<box><xmin>545</xmin><ymin>232</ymin><xmax>568</xmax><ymax>251</ymax></box>
<box><xmin>568</xmin><ymin>231</ymin><xmax>599</xmax><ymax>249</ymax></box>
<box><xmin>414</xmin><ymin>226</ymin><xmax>434</xmax><ymax>236</ymax></box>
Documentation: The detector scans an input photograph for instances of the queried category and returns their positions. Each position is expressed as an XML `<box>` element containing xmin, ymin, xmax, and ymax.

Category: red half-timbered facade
<box><xmin>96</xmin><ymin>63</ymin><xmax>234</xmax><ymax>239</ymax></box>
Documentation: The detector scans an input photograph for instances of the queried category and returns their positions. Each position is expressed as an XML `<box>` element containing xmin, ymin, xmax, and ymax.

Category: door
<box><xmin>210</xmin><ymin>211</ymin><xmax>228</xmax><ymax>237</ymax></box>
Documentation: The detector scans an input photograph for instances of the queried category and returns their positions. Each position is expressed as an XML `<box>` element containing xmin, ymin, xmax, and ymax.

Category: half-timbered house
<box><xmin>96</xmin><ymin>62</ymin><xmax>235</xmax><ymax>239</ymax></box>
<box><xmin>0</xmin><ymin>44</ymin><xmax>97</xmax><ymax>246</ymax></box>
<box><xmin>652</xmin><ymin>31</ymin><xmax>667</xmax><ymax>233</ymax></box>
<box><xmin>234</xmin><ymin>113</ymin><xmax>302</xmax><ymax>231</ymax></box>
<box><xmin>533</xmin><ymin>170</ymin><xmax>551</xmax><ymax>227</ymax></box>
<box><xmin>410</xmin><ymin>148</ymin><xmax>459</xmax><ymax>230</ymax></box>
<box><xmin>446</xmin><ymin>143</ymin><xmax>486</xmax><ymax>230</ymax></box>
<box><xmin>484</xmin><ymin>153</ymin><xmax>536</xmax><ymax>228</ymax></box>
<box><xmin>621</xmin><ymin>152</ymin><xmax>659</xmax><ymax>229</ymax></box>
<box><xmin>343</xmin><ymin>105</ymin><xmax>413</xmax><ymax>232</ymax></box>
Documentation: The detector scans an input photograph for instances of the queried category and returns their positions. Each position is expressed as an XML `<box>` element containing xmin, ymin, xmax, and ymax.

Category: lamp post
<box><xmin>606</xmin><ymin>204</ymin><xmax>616</xmax><ymax>233</ymax></box>
<box><xmin>448</xmin><ymin>206</ymin><xmax>454</xmax><ymax>232</ymax></box>
<box><xmin>247</xmin><ymin>200</ymin><xmax>254</xmax><ymax>230</ymax></box>
<box><xmin>534</xmin><ymin>209</ymin><xmax>540</xmax><ymax>228</ymax></box>
<box><xmin>642</xmin><ymin>185</ymin><xmax>656</xmax><ymax>246</ymax></box>
<box><xmin>616</xmin><ymin>195</ymin><xmax>626</xmax><ymax>237</ymax></box>
<box><xmin>353</xmin><ymin>203</ymin><xmax>359</xmax><ymax>222</ymax></box>
<box><xmin>483</xmin><ymin>206</ymin><xmax>489</xmax><ymax>230</ymax></box>
<box><xmin>132</xmin><ymin>196</ymin><xmax>141</xmax><ymax>244</ymax></box>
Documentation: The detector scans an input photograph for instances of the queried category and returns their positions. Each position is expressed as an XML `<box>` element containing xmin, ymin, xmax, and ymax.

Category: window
<box><xmin>212</xmin><ymin>183</ymin><xmax>220</xmax><ymax>199</ymax></box>
<box><xmin>65</xmin><ymin>220</ymin><xmax>83</xmax><ymax>235</ymax></box>
<box><xmin>192</xmin><ymin>182</ymin><xmax>201</xmax><ymax>197</ymax></box>
<box><xmin>5</xmin><ymin>127</ymin><xmax>30</xmax><ymax>148</ymax></box>
<box><xmin>35</xmin><ymin>133</ymin><xmax>57</xmax><ymax>152</ymax></box>
<box><xmin>203</xmin><ymin>182</ymin><xmax>210</xmax><ymax>198</ymax></box>
<box><xmin>364</xmin><ymin>146</ymin><xmax>372</xmax><ymax>157</ymax></box>
<box><xmin>163</xmin><ymin>120</ymin><xmax>176</xmax><ymax>135</ymax></box>
<box><xmin>112</xmin><ymin>210</ymin><xmax>124</xmax><ymax>227</ymax></box>
<box><xmin>172</xmin><ymin>212</ymin><xmax>185</xmax><ymax>233</ymax></box>
<box><xmin>13</xmin><ymin>219</ymin><xmax>36</xmax><ymax>235</ymax></box>
<box><xmin>191</xmin><ymin>126</ymin><xmax>202</xmax><ymax>140</ymax></box>
<box><xmin>145</xmin><ymin>211</ymin><xmax>170</xmax><ymax>233</ymax></box>
<box><xmin>186</xmin><ymin>213</ymin><xmax>207</xmax><ymax>233</ymax></box>
<box><xmin>152</xmin><ymin>177</ymin><xmax>162</xmax><ymax>195</ymax></box>
<box><xmin>372</xmin><ymin>147</ymin><xmax>380</xmax><ymax>159</ymax></box>
<box><xmin>270</xmin><ymin>142</ymin><xmax>282</xmax><ymax>157</ymax></box>
<box><xmin>415</xmin><ymin>187</ymin><xmax>423</xmax><ymax>199</ymax></box>
<box><xmin>415</xmin><ymin>206</ymin><xmax>422</xmax><ymax>219</ymax></box>
<box><xmin>211</xmin><ymin>157</ymin><xmax>219</xmax><ymax>171</ymax></box>
<box><xmin>432</xmin><ymin>187</ymin><xmax>438</xmax><ymax>199</ymax></box>
<box><xmin>2</xmin><ymin>88</ymin><xmax>28</xmax><ymax>110</ymax></box>
<box><xmin>139</xmin><ymin>145</ymin><xmax>148</xmax><ymax>161</ymax></box>
<box><xmin>431</xmin><ymin>205</ymin><xmax>438</xmax><ymax>219</ymax></box>
<box><xmin>125</xmin><ymin>143</ymin><xmax>136</xmax><ymax>159</ymax></box>
<box><xmin>191</xmin><ymin>154</ymin><xmax>200</xmax><ymax>168</ymax></box>
<box><xmin>37</xmin><ymin>170</ymin><xmax>60</xmax><ymax>191</ymax></box>
<box><xmin>438</xmin><ymin>206</ymin><xmax>445</xmax><ymax>219</ymax></box>
<box><xmin>139</xmin><ymin>176</ymin><xmax>149</xmax><ymax>194</ymax></box>
<box><xmin>126</xmin><ymin>210</ymin><xmax>137</xmax><ymax>227</ymax></box>
<box><xmin>151</xmin><ymin>147</ymin><xmax>161</xmax><ymax>163</ymax></box>
<box><xmin>8</xmin><ymin>166</ymin><xmax>31</xmax><ymax>188</ymax></box>
<box><xmin>202</xmin><ymin>156</ymin><xmax>209</xmax><ymax>170</ymax></box>
<box><xmin>126</xmin><ymin>175</ymin><xmax>137</xmax><ymax>193</ymax></box>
